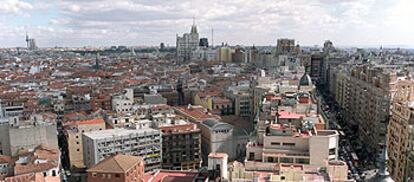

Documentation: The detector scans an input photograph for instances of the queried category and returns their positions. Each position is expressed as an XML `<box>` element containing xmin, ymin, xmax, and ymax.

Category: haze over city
<box><xmin>1</xmin><ymin>0</ymin><xmax>414</xmax><ymax>47</ymax></box>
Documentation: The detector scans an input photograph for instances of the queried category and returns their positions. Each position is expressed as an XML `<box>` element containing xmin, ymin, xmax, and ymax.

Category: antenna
<box><xmin>25</xmin><ymin>31</ymin><xmax>29</xmax><ymax>48</ymax></box>
<box><xmin>211</xmin><ymin>27</ymin><xmax>214</xmax><ymax>48</ymax></box>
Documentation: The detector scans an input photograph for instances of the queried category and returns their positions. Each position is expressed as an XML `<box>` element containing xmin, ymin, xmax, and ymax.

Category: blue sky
<box><xmin>0</xmin><ymin>0</ymin><xmax>413</xmax><ymax>47</ymax></box>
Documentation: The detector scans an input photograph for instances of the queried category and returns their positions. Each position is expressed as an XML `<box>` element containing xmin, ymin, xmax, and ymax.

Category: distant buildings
<box><xmin>25</xmin><ymin>34</ymin><xmax>38</xmax><ymax>51</ymax></box>
<box><xmin>82</xmin><ymin>128</ymin><xmax>162</xmax><ymax>172</ymax></box>
<box><xmin>176</xmin><ymin>21</ymin><xmax>199</xmax><ymax>62</ymax></box>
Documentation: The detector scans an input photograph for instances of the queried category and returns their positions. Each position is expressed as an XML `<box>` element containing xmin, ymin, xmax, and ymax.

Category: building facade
<box><xmin>158</xmin><ymin>121</ymin><xmax>201</xmax><ymax>170</ymax></box>
<box><xmin>176</xmin><ymin>22</ymin><xmax>199</xmax><ymax>62</ymax></box>
<box><xmin>83</xmin><ymin>128</ymin><xmax>162</xmax><ymax>172</ymax></box>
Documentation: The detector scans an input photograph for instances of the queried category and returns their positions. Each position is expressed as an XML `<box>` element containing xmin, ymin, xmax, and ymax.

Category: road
<box><xmin>316</xmin><ymin>87</ymin><xmax>376</xmax><ymax>182</ymax></box>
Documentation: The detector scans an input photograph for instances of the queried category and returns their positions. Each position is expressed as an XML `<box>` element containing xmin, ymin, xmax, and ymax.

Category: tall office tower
<box><xmin>387</xmin><ymin>80</ymin><xmax>414</xmax><ymax>182</ymax></box>
<box><xmin>25</xmin><ymin>33</ymin><xmax>38</xmax><ymax>50</ymax></box>
<box><xmin>82</xmin><ymin>128</ymin><xmax>162</xmax><ymax>172</ymax></box>
<box><xmin>176</xmin><ymin>20</ymin><xmax>199</xmax><ymax>62</ymax></box>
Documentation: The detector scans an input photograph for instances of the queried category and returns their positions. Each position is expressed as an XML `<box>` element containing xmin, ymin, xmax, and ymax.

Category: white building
<box><xmin>199</xmin><ymin>119</ymin><xmax>248</xmax><ymax>163</ymax></box>
<box><xmin>208</xmin><ymin>153</ymin><xmax>228</xmax><ymax>181</ymax></box>
<box><xmin>112</xmin><ymin>88</ymin><xmax>134</xmax><ymax>113</ymax></box>
<box><xmin>82</xmin><ymin>128</ymin><xmax>162</xmax><ymax>172</ymax></box>
<box><xmin>176</xmin><ymin>21</ymin><xmax>199</xmax><ymax>62</ymax></box>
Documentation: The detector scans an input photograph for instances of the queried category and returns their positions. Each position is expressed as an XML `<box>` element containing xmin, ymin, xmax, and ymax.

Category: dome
<box><xmin>299</xmin><ymin>72</ymin><xmax>312</xmax><ymax>86</ymax></box>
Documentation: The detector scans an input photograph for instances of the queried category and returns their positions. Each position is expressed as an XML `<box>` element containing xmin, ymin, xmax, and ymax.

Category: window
<box><xmin>115</xmin><ymin>174</ymin><xmax>120</xmax><ymax>178</ymax></box>
<box><xmin>296</xmin><ymin>158</ymin><xmax>310</xmax><ymax>164</ymax></box>
<box><xmin>281</xmin><ymin>176</ymin><xmax>286</xmax><ymax>180</ymax></box>
<box><xmin>282</xmin><ymin>143</ymin><xmax>295</xmax><ymax>147</ymax></box>
<box><xmin>249</xmin><ymin>152</ymin><xmax>255</xmax><ymax>160</ymax></box>
<box><xmin>280</xmin><ymin>157</ymin><xmax>293</xmax><ymax>163</ymax></box>
<box><xmin>77</xmin><ymin>148</ymin><xmax>80</xmax><ymax>152</ymax></box>
<box><xmin>268</xmin><ymin>157</ymin><xmax>274</xmax><ymax>162</ymax></box>
<box><xmin>329</xmin><ymin>148</ymin><xmax>336</xmax><ymax>155</ymax></box>
<box><xmin>271</xmin><ymin>142</ymin><xmax>280</xmax><ymax>146</ymax></box>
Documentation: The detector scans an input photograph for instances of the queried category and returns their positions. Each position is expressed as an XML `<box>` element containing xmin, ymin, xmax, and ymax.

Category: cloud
<box><xmin>0</xmin><ymin>0</ymin><xmax>413</xmax><ymax>47</ymax></box>
<box><xmin>0</xmin><ymin>0</ymin><xmax>33</xmax><ymax>16</ymax></box>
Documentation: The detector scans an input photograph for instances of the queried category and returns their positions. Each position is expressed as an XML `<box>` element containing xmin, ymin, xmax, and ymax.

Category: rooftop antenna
<box><xmin>211</xmin><ymin>27</ymin><xmax>214</xmax><ymax>48</ymax></box>
<box><xmin>25</xmin><ymin>31</ymin><xmax>29</xmax><ymax>48</ymax></box>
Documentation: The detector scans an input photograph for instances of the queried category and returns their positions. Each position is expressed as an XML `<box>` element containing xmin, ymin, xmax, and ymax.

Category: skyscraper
<box><xmin>176</xmin><ymin>19</ymin><xmax>199</xmax><ymax>62</ymax></box>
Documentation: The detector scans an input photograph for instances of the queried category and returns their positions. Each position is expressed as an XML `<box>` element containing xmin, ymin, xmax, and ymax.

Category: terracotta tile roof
<box><xmin>0</xmin><ymin>155</ymin><xmax>13</xmax><ymax>164</ymax></box>
<box><xmin>14</xmin><ymin>145</ymin><xmax>60</xmax><ymax>176</ymax></box>
<box><xmin>174</xmin><ymin>106</ymin><xmax>220</xmax><ymax>122</ymax></box>
<box><xmin>4</xmin><ymin>172</ymin><xmax>45</xmax><ymax>182</ymax></box>
<box><xmin>64</xmin><ymin>118</ymin><xmax>105</xmax><ymax>127</ymax></box>
<box><xmin>146</xmin><ymin>170</ymin><xmax>199</xmax><ymax>182</ymax></box>
<box><xmin>87</xmin><ymin>154</ymin><xmax>143</xmax><ymax>173</ymax></box>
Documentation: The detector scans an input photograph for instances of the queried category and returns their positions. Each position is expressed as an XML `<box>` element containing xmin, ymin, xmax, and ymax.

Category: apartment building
<box><xmin>63</xmin><ymin>118</ymin><xmax>106</xmax><ymax>169</ymax></box>
<box><xmin>245</xmin><ymin>116</ymin><xmax>338</xmax><ymax>171</ymax></box>
<box><xmin>0</xmin><ymin>113</ymin><xmax>58</xmax><ymax>156</ymax></box>
<box><xmin>387</xmin><ymin>80</ymin><xmax>414</xmax><ymax>182</ymax></box>
<box><xmin>83</xmin><ymin>128</ymin><xmax>161</xmax><ymax>172</ymax></box>
<box><xmin>157</xmin><ymin>119</ymin><xmax>201</xmax><ymax>170</ymax></box>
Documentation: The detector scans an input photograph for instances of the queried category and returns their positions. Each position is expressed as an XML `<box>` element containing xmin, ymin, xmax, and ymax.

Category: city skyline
<box><xmin>0</xmin><ymin>0</ymin><xmax>414</xmax><ymax>48</ymax></box>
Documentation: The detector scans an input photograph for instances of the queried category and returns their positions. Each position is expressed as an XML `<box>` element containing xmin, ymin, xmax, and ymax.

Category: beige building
<box><xmin>387</xmin><ymin>80</ymin><xmax>414</xmax><ymax>182</ymax></box>
<box><xmin>245</xmin><ymin>109</ymin><xmax>339</xmax><ymax>171</ymax></box>
<box><xmin>218</xmin><ymin>46</ymin><xmax>234</xmax><ymax>62</ymax></box>
<box><xmin>229</xmin><ymin>160</ymin><xmax>350</xmax><ymax>182</ymax></box>
<box><xmin>63</xmin><ymin>118</ymin><xmax>106</xmax><ymax>169</ymax></box>
<box><xmin>348</xmin><ymin>66</ymin><xmax>399</xmax><ymax>155</ymax></box>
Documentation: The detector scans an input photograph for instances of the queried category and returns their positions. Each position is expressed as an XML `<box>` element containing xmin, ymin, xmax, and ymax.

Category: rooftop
<box><xmin>87</xmin><ymin>154</ymin><xmax>143</xmax><ymax>173</ymax></box>
<box><xmin>83</xmin><ymin>128</ymin><xmax>159</xmax><ymax>139</ymax></box>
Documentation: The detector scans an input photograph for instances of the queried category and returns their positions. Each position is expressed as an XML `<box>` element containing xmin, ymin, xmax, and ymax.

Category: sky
<box><xmin>0</xmin><ymin>0</ymin><xmax>413</xmax><ymax>48</ymax></box>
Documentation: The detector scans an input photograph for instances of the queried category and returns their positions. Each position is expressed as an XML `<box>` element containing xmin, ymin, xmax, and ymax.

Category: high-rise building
<box><xmin>387</xmin><ymin>80</ymin><xmax>414</xmax><ymax>182</ymax></box>
<box><xmin>348</xmin><ymin>66</ymin><xmax>399</xmax><ymax>156</ymax></box>
<box><xmin>176</xmin><ymin>21</ymin><xmax>199</xmax><ymax>62</ymax></box>
<box><xmin>25</xmin><ymin>33</ymin><xmax>38</xmax><ymax>50</ymax></box>
<box><xmin>82</xmin><ymin>128</ymin><xmax>162</xmax><ymax>172</ymax></box>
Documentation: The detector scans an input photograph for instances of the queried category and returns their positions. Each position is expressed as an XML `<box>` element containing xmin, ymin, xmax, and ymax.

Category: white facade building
<box><xmin>82</xmin><ymin>128</ymin><xmax>162</xmax><ymax>172</ymax></box>
<box><xmin>176</xmin><ymin>22</ymin><xmax>199</xmax><ymax>62</ymax></box>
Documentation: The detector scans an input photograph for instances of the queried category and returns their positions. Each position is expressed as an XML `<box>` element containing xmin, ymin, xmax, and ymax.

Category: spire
<box><xmin>190</xmin><ymin>16</ymin><xmax>198</xmax><ymax>34</ymax></box>
<box><xmin>193</xmin><ymin>16</ymin><xmax>196</xmax><ymax>26</ymax></box>
<box><xmin>25</xmin><ymin>32</ymin><xmax>29</xmax><ymax>48</ymax></box>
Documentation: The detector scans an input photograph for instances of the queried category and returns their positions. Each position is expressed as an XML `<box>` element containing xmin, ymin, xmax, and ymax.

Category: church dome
<box><xmin>299</xmin><ymin>72</ymin><xmax>312</xmax><ymax>86</ymax></box>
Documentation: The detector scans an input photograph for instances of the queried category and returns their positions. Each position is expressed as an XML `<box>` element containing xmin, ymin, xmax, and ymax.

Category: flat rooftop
<box><xmin>83</xmin><ymin>128</ymin><xmax>159</xmax><ymax>139</ymax></box>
